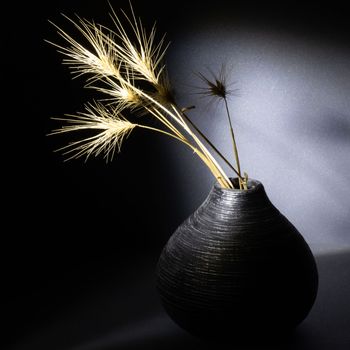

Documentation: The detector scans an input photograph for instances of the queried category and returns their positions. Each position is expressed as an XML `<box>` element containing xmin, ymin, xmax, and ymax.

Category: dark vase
<box><xmin>156</xmin><ymin>179</ymin><xmax>318</xmax><ymax>340</ymax></box>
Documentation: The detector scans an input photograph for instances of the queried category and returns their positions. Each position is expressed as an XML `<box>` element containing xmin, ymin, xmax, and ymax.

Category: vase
<box><xmin>156</xmin><ymin>178</ymin><xmax>318</xmax><ymax>340</ymax></box>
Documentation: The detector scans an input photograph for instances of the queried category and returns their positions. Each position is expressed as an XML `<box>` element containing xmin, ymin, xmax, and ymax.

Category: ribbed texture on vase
<box><xmin>156</xmin><ymin>179</ymin><xmax>318</xmax><ymax>339</ymax></box>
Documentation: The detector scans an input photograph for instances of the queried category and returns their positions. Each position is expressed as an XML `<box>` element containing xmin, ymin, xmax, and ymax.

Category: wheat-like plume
<box><xmin>48</xmin><ymin>16</ymin><xmax>121</xmax><ymax>82</ymax></box>
<box><xmin>108</xmin><ymin>3</ymin><xmax>168</xmax><ymax>86</ymax></box>
<box><xmin>94</xmin><ymin>72</ymin><xmax>142</xmax><ymax>110</ymax></box>
<box><xmin>50</xmin><ymin>103</ymin><xmax>136</xmax><ymax>161</ymax></box>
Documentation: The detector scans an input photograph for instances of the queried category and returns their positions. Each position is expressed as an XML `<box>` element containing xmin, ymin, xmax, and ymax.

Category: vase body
<box><xmin>156</xmin><ymin>179</ymin><xmax>318</xmax><ymax>339</ymax></box>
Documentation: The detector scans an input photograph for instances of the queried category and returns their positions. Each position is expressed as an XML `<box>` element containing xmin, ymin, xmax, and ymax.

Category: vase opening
<box><xmin>220</xmin><ymin>177</ymin><xmax>262</xmax><ymax>192</ymax></box>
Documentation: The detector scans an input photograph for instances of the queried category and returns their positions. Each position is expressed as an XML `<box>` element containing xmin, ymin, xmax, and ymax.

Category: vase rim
<box><xmin>214</xmin><ymin>178</ymin><xmax>263</xmax><ymax>194</ymax></box>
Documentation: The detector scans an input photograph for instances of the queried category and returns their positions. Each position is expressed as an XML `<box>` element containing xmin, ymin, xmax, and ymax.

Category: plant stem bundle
<box><xmin>48</xmin><ymin>3</ymin><xmax>247</xmax><ymax>189</ymax></box>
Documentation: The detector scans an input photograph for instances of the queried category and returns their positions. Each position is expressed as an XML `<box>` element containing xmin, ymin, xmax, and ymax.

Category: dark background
<box><xmin>5</xmin><ymin>1</ymin><xmax>350</xmax><ymax>349</ymax></box>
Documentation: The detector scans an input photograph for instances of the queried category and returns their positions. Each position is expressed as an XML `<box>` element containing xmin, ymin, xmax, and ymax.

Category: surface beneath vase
<box><xmin>6</xmin><ymin>250</ymin><xmax>350</xmax><ymax>350</ymax></box>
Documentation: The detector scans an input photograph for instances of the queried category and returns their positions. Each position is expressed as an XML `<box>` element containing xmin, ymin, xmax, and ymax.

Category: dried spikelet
<box><xmin>50</xmin><ymin>102</ymin><xmax>136</xmax><ymax>161</ymax></box>
<box><xmin>108</xmin><ymin>3</ymin><xmax>169</xmax><ymax>86</ymax></box>
<box><xmin>47</xmin><ymin>17</ymin><xmax>120</xmax><ymax>82</ymax></box>
<box><xmin>153</xmin><ymin>69</ymin><xmax>176</xmax><ymax>106</ymax></box>
<box><xmin>92</xmin><ymin>71</ymin><xmax>143</xmax><ymax>110</ymax></box>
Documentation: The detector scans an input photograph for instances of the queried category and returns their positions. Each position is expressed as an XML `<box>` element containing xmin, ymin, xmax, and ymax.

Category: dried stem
<box><xmin>180</xmin><ymin>110</ymin><xmax>243</xmax><ymax>180</ymax></box>
<box><xmin>223</xmin><ymin>98</ymin><xmax>245</xmax><ymax>189</ymax></box>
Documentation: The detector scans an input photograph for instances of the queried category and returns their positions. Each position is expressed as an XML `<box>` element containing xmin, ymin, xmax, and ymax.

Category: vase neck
<box><xmin>212</xmin><ymin>178</ymin><xmax>266</xmax><ymax>198</ymax></box>
<box><xmin>202</xmin><ymin>179</ymin><xmax>276</xmax><ymax>215</ymax></box>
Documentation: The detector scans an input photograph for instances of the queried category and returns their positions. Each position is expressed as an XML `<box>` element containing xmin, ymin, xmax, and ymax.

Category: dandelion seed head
<box><xmin>196</xmin><ymin>65</ymin><xmax>239</xmax><ymax>101</ymax></box>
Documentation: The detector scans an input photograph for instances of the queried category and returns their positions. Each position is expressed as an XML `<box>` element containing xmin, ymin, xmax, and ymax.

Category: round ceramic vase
<box><xmin>156</xmin><ymin>179</ymin><xmax>318</xmax><ymax>339</ymax></box>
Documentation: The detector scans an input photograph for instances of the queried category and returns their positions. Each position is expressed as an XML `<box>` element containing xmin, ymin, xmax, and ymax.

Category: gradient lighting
<box><xmin>167</xmin><ymin>24</ymin><xmax>350</xmax><ymax>255</ymax></box>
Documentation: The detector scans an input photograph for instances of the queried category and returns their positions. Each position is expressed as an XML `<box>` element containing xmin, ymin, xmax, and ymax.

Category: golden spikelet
<box><xmin>50</xmin><ymin>103</ymin><xmax>136</xmax><ymax>161</ymax></box>
<box><xmin>93</xmin><ymin>72</ymin><xmax>143</xmax><ymax>110</ymax></box>
<box><xmin>108</xmin><ymin>3</ymin><xmax>169</xmax><ymax>86</ymax></box>
<box><xmin>48</xmin><ymin>16</ymin><xmax>120</xmax><ymax>81</ymax></box>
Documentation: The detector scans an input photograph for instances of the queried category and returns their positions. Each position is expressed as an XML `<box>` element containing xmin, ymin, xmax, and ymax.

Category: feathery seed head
<box><xmin>50</xmin><ymin>103</ymin><xmax>136</xmax><ymax>161</ymax></box>
<box><xmin>92</xmin><ymin>72</ymin><xmax>143</xmax><ymax>110</ymax></box>
<box><xmin>153</xmin><ymin>70</ymin><xmax>175</xmax><ymax>106</ymax></box>
<box><xmin>196</xmin><ymin>65</ymin><xmax>238</xmax><ymax>100</ymax></box>
<box><xmin>108</xmin><ymin>3</ymin><xmax>169</xmax><ymax>86</ymax></box>
<box><xmin>48</xmin><ymin>16</ymin><xmax>121</xmax><ymax>81</ymax></box>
